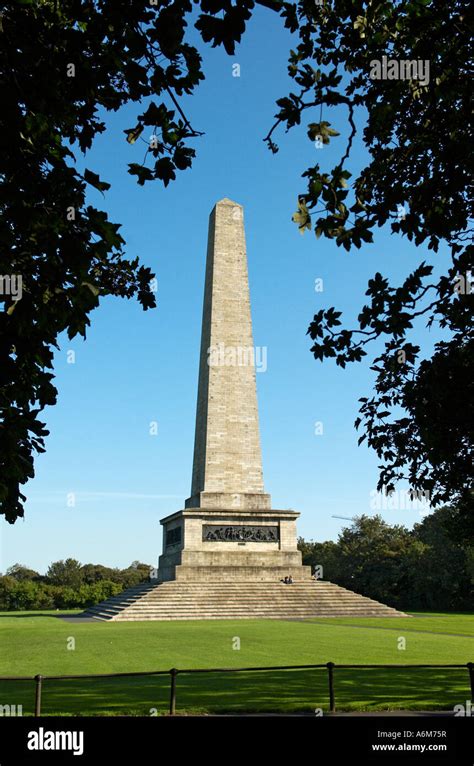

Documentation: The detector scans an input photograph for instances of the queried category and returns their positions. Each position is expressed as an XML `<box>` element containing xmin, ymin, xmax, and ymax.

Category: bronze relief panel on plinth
<box><xmin>202</xmin><ymin>525</ymin><xmax>279</xmax><ymax>543</ymax></box>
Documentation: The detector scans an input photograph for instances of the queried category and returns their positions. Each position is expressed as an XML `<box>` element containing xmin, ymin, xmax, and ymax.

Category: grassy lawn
<box><xmin>0</xmin><ymin>611</ymin><xmax>472</xmax><ymax>715</ymax></box>
<box><xmin>306</xmin><ymin>613</ymin><xmax>474</xmax><ymax>636</ymax></box>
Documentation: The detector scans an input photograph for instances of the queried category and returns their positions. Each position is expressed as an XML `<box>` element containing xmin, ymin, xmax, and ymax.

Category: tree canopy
<box><xmin>299</xmin><ymin>506</ymin><xmax>473</xmax><ymax>610</ymax></box>
<box><xmin>0</xmin><ymin>557</ymin><xmax>151</xmax><ymax>609</ymax></box>
<box><xmin>1</xmin><ymin>0</ymin><xmax>472</xmax><ymax>523</ymax></box>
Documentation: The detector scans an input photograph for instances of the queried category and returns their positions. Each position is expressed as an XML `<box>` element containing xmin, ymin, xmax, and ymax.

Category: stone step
<box><xmin>141</xmin><ymin>593</ymin><xmax>337</xmax><ymax>599</ymax></box>
<box><xmin>109</xmin><ymin>606</ymin><xmax>399</xmax><ymax>615</ymax></box>
<box><xmin>134</xmin><ymin>593</ymin><xmax>388</xmax><ymax>601</ymax></box>
<box><xmin>144</xmin><ymin>589</ymin><xmax>371</xmax><ymax>597</ymax></box>
<box><xmin>108</xmin><ymin>613</ymin><xmax>400</xmax><ymax>622</ymax></box>
<box><xmin>130</xmin><ymin>603</ymin><xmax>382</xmax><ymax>608</ymax></box>
<box><xmin>81</xmin><ymin>578</ymin><xmax>406</xmax><ymax>621</ymax></box>
<box><xmin>143</xmin><ymin>593</ymin><xmax>359</xmax><ymax>598</ymax></box>
<box><xmin>108</xmin><ymin>615</ymin><xmax>345</xmax><ymax>620</ymax></box>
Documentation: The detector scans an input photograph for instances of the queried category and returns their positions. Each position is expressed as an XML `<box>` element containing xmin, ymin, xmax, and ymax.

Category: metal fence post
<box><xmin>34</xmin><ymin>675</ymin><xmax>43</xmax><ymax>717</ymax></box>
<box><xmin>467</xmin><ymin>663</ymin><xmax>474</xmax><ymax>703</ymax></box>
<box><xmin>326</xmin><ymin>662</ymin><xmax>336</xmax><ymax>713</ymax></box>
<box><xmin>169</xmin><ymin>668</ymin><xmax>178</xmax><ymax>715</ymax></box>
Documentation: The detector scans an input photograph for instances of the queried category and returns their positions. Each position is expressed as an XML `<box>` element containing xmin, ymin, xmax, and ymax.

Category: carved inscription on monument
<box><xmin>202</xmin><ymin>525</ymin><xmax>279</xmax><ymax>543</ymax></box>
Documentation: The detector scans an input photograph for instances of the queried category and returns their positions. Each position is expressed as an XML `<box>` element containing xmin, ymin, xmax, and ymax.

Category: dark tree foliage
<box><xmin>5</xmin><ymin>563</ymin><xmax>41</xmax><ymax>581</ymax></box>
<box><xmin>1</xmin><ymin>0</ymin><xmax>205</xmax><ymax>522</ymax></box>
<box><xmin>46</xmin><ymin>557</ymin><xmax>83</xmax><ymax>587</ymax></box>
<box><xmin>1</xmin><ymin>0</ymin><xmax>472</xmax><ymax>524</ymax></box>
<box><xmin>0</xmin><ymin>558</ymin><xmax>153</xmax><ymax>610</ymax></box>
<box><xmin>299</xmin><ymin>507</ymin><xmax>473</xmax><ymax>611</ymax></box>
<box><xmin>269</xmin><ymin>0</ymin><xmax>473</xmax><ymax>510</ymax></box>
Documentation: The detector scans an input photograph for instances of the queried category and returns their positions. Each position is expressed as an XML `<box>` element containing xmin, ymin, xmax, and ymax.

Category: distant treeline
<box><xmin>298</xmin><ymin>505</ymin><xmax>473</xmax><ymax>612</ymax></box>
<box><xmin>0</xmin><ymin>560</ymin><xmax>151</xmax><ymax>611</ymax></box>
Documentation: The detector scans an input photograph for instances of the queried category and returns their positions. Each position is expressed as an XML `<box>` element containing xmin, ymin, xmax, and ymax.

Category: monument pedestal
<box><xmin>158</xmin><ymin>508</ymin><xmax>311</xmax><ymax>582</ymax></box>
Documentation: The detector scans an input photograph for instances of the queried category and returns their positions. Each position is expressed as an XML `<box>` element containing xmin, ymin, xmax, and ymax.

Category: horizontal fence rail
<box><xmin>0</xmin><ymin>662</ymin><xmax>472</xmax><ymax>716</ymax></box>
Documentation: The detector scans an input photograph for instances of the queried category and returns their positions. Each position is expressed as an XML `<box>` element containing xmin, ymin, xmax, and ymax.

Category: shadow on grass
<box><xmin>0</xmin><ymin>612</ymin><xmax>81</xmax><ymax>620</ymax></box>
<box><xmin>0</xmin><ymin>667</ymin><xmax>470</xmax><ymax>716</ymax></box>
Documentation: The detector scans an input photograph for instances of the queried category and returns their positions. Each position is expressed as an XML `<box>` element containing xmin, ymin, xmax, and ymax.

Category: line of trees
<box><xmin>0</xmin><ymin>559</ymin><xmax>151</xmax><ymax>611</ymax></box>
<box><xmin>298</xmin><ymin>506</ymin><xmax>473</xmax><ymax>612</ymax></box>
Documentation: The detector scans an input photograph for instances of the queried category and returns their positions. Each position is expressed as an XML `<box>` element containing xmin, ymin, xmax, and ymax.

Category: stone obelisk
<box><xmin>158</xmin><ymin>199</ymin><xmax>308</xmax><ymax>582</ymax></box>
<box><xmin>187</xmin><ymin>198</ymin><xmax>270</xmax><ymax>512</ymax></box>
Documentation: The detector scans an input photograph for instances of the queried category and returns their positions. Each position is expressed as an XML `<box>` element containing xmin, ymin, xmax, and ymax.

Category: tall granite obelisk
<box><xmin>187</xmin><ymin>198</ymin><xmax>270</xmax><ymax>512</ymax></box>
<box><xmin>158</xmin><ymin>199</ymin><xmax>309</xmax><ymax>582</ymax></box>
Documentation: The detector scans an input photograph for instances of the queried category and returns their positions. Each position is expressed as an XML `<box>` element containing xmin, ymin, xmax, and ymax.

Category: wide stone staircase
<box><xmin>81</xmin><ymin>580</ymin><xmax>407</xmax><ymax>621</ymax></box>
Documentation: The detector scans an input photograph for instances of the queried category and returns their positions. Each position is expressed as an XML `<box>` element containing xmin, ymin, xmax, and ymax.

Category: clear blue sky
<box><xmin>1</xmin><ymin>6</ymin><xmax>444</xmax><ymax>574</ymax></box>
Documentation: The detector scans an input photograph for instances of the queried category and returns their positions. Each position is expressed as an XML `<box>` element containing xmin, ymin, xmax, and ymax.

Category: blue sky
<box><xmin>1</xmin><ymin>6</ymin><xmax>443</xmax><ymax>573</ymax></box>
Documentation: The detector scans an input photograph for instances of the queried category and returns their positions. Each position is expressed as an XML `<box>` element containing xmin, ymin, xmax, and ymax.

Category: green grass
<box><xmin>306</xmin><ymin>613</ymin><xmax>474</xmax><ymax>636</ymax></box>
<box><xmin>0</xmin><ymin>611</ymin><xmax>472</xmax><ymax>715</ymax></box>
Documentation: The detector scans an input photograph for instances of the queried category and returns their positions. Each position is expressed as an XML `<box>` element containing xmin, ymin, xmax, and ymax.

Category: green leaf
<box><xmin>128</xmin><ymin>164</ymin><xmax>154</xmax><ymax>186</ymax></box>
<box><xmin>124</xmin><ymin>125</ymin><xmax>144</xmax><ymax>144</ymax></box>
<box><xmin>82</xmin><ymin>282</ymin><xmax>100</xmax><ymax>297</ymax></box>
<box><xmin>154</xmin><ymin>158</ymin><xmax>176</xmax><ymax>187</ymax></box>
<box><xmin>83</xmin><ymin>169</ymin><xmax>111</xmax><ymax>193</ymax></box>
<box><xmin>292</xmin><ymin>199</ymin><xmax>311</xmax><ymax>234</ymax></box>
<box><xmin>140</xmin><ymin>102</ymin><xmax>170</xmax><ymax>126</ymax></box>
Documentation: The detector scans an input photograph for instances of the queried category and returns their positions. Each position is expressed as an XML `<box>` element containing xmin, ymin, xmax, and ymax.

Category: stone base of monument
<box><xmin>160</xmin><ymin>564</ymin><xmax>309</xmax><ymax>582</ymax></box>
<box><xmin>156</xmin><ymin>507</ymin><xmax>309</xmax><ymax>582</ymax></box>
<box><xmin>81</xmin><ymin>504</ymin><xmax>408</xmax><ymax>620</ymax></box>
<box><xmin>81</xmin><ymin>580</ymin><xmax>407</xmax><ymax>621</ymax></box>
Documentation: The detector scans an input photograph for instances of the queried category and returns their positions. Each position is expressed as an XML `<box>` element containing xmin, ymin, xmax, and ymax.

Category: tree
<box><xmin>298</xmin><ymin>506</ymin><xmax>473</xmax><ymax>610</ymax></box>
<box><xmin>127</xmin><ymin>561</ymin><xmax>153</xmax><ymax>581</ymax></box>
<box><xmin>0</xmin><ymin>567</ymin><xmax>136</xmax><ymax>611</ymax></box>
<box><xmin>411</xmin><ymin>506</ymin><xmax>473</xmax><ymax>610</ymax></box>
<box><xmin>1</xmin><ymin>0</ymin><xmax>198</xmax><ymax>522</ymax></box>
<box><xmin>268</xmin><ymin>0</ymin><xmax>472</xmax><ymax>509</ymax></box>
<box><xmin>129</xmin><ymin>560</ymin><xmax>150</xmax><ymax>571</ymax></box>
<box><xmin>1</xmin><ymin>0</ymin><xmax>472</xmax><ymax>523</ymax></box>
<box><xmin>204</xmin><ymin>0</ymin><xmax>473</xmax><ymax>511</ymax></box>
<box><xmin>5</xmin><ymin>562</ymin><xmax>41</xmax><ymax>581</ymax></box>
<box><xmin>298</xmin><ymin>537</ymin><xmax>342</xmax><ymax>581</ymax></box>
<box><xmin>80</xmin><ymin>563</ymin><xmax>115</xmax><ymax>584</ymax></box>
<box><xmin>81</xmin><ymin>561</ymin><xmax>150</xmax><ymax>586</ymax></box>
<box><xmin>46</xmin><ymin>558</ymin><xmax>83</xmax><ymax>588</ymax></box>
<box><xmin>334</xmin><ymin>515</ymin><xmax>424</xmax><ymax>609</ymax></box>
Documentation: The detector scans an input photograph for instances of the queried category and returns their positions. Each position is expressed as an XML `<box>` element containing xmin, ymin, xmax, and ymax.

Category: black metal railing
<box><xmin>0</xmin><ymin>662</ymin><xmax>472</xmax><ymax>716</ymax></box>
